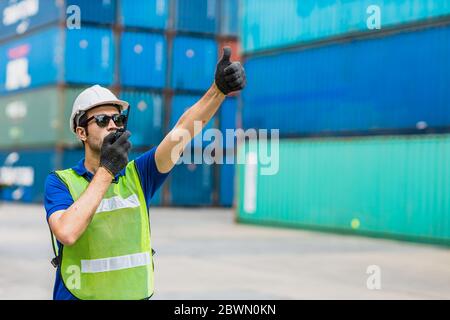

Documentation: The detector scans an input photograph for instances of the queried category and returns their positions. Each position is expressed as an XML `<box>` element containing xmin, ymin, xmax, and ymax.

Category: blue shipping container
<box><xmin>220</xmin><ymin>97</ymin><xmax>237</xmax><ymax>132</ymax></box>
<box><xmin>120</xmin><ymin>31</ymin><xmax>166</xmax><ymax>89</ymax></box>
<box><xmin>219</xmin><ymin>151</ymin><xmax>235</xmax><ymax>207</ymax></box>
<box><xmin>172</xmin><ymin>36</ymin><xmax>217</xmax><ymax>91</ymax></box>
<box><xmin>170</xmin><ymin>95</ymin><xmax>217</xmax><ymax>149</ymax></box>
<box><xmin>0</xmin><ymin>0</ymin><xmax>61</xmax><ymax>41</ymax></box>
<box><xmin>220</xmin><ymin>97</ymin><xmax>237</xmax><ymax>148</ymax></box>
<box><xmin>175</xmin><ymin>0</ymin><xmax>218</xmax><ymax>34</ymax></box>
<box><xmin>0</xmin><ymin>0</ymin><xmax>116</xmax><ymax>42</ymax></box>
<box><xmin>170</xmin><ymin>150</ymin><xmax>213</xmax><ymax>206</ymax></box>
<box><xmin>119</xmin><ymin>0</ymin><xmax>168</xmax><ymax>30</ymax></box>
<box><xmin>0</xmin><ymin>149</ymin><xmax>58</xmax><ymax>203</ymax></box>
<box><xmin>241</xmin><ymin>0</ymin><xmax>450</xmax><ymax>54</ymax></box>
<box><xmin>0</xmin><ymin>26</ymin><xmax>115</xmax><ymax>94</ymax></box>
<box><xmin>66</xmin><ymin>0</ymin><xmax>116</xmax><ymax>25</ymax></box>
<box><xmin>120</xmin><ymin>90</ymin><xmax>164</xmax><ymax>147</ymax></box>
<box><xmin>220</xmin><ymin>0</ymin><xmax>239</xmax><ymax>36</ymax></box>
<box><xmin>242</xmin><ymin>25</ymin><xmax>450</xmax><ymax>136</ymax></box>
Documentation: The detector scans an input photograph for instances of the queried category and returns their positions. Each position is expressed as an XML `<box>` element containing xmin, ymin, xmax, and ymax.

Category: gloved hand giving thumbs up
<box><xmin>215</xmin><ymin>46</ymin><xmax>246</xmax><ymax>95</ymax></box>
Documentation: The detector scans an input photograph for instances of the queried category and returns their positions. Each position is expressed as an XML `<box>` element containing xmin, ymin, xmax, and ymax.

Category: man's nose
<box><xmin>107</xmin><ymin>118</ymin><xmax>118</xmax><ymax>131</ymax></box>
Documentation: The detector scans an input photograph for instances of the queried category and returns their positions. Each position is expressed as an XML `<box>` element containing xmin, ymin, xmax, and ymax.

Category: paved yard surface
<box><xmin>0</xmin><ymin>203</ymin><xmax>449</xmax><ymax>300</ymax></box>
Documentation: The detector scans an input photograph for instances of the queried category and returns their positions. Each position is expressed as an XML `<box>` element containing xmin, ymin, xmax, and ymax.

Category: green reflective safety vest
<box><xmin>51</xmin><ymin>161</ymin><xmax>154</xmax><ymax>300</ymax></box>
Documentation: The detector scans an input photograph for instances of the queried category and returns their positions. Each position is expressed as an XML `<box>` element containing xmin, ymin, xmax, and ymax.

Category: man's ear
<box><xmin>76</xmin><ymin>127</ymin><xmax>88</xmax><ymax>142</ymax></box>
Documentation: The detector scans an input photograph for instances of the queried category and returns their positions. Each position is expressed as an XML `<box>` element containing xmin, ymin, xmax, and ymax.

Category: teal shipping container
<box><xmin>237</xmin><ymin>136</ymin><xmax>450</xmax><ymax>245</ymax></box>
<box><xmin>241</xmin><ymin>0</ymin><xmax>450</xmax><ymax>54</ymax></box>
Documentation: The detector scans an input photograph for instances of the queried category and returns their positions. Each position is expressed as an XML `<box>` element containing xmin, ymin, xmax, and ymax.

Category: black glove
<box><xmin>215</xmin><ymin>47</ymin><xmax>246</xmax><ymax>95</ymax></box>
<box><xmin>100</xmin><ymin>130</ymin><xmax>132</xmax><ymax>177</ymax></box>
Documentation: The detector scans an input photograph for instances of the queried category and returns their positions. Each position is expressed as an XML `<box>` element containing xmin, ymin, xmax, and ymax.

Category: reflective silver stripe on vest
<box><xmin>95</xmin><ymin>194</ymin><xmax>140</xmax><ymax>214</ymax></box>
<box><xmin>81</xmin><ymin>252</ymin><xmax>151</xmax><ymax>273</ymax></box>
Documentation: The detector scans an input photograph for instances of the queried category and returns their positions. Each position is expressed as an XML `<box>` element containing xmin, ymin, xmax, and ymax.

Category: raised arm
<box><xmin>155</xmin><ymin>47</ymin><xmax>246</xmax><ymax>173</ymax></box>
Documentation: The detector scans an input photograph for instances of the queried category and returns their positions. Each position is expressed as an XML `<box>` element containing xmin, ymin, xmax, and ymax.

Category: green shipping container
<box><xmin>241</xmin><ymin>0</ymin><xmax>450</xmax><ymax>54</ymax></box>
<box><xmin>0</xmin><ymin>87</ymin><xmax>88</xmax><ymax>149</ymax></box>
<box><xmin>237</xmin><ymin>136</ymin><xmax>450</xmax><ymax>245</ymax></box>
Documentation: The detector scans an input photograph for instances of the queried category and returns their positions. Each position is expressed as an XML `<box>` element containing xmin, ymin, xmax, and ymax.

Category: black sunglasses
<box><xmin>83</xmin><ymin>114</ymin><xmax>127</xmax><ymax>128</ymax></box>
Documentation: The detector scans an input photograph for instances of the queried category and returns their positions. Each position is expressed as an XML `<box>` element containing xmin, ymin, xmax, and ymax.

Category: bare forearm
<box><xmin>51</xmin><ymin>167</ymin><xmax>113</xmax><ymax>245</ymax></box>
<box><xmin>176</xmin><ymin>83</ymin><xmax>225</xmax><ymax>134</ymax></box>
<box><xmin>156</xmin><ymin>83</ymin><xmax>225</xmax><ymax>173</ymax></box>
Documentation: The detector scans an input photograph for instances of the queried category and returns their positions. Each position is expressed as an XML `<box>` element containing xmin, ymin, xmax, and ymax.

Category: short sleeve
<box><xmin>44</xmin><ymin>173</ymin><xmax>74</xmax><ymax>221</ymax></box>
<box><xmin>134</xmin><ymin>146</ymin><xmax>170</xmax><ymax>207</ymax></box>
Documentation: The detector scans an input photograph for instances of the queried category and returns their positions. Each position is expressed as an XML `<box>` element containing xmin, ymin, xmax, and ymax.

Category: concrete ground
<box><xmin>0</xmin><ymin>202</ymin><xmax>449</xmax><ymax>300</ymax></box>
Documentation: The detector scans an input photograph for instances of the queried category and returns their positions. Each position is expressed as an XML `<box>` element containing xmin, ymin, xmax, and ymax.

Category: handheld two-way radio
<box><xmin>111</xmin><ymin>105</ymin><xmax>131</xmax><ymax>143</ymax></box>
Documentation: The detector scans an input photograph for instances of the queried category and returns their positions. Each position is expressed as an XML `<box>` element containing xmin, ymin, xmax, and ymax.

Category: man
<box><xmin>44</xmin><ymin>47</ymin><xmax>245</xmax><ymax>300</ymax></box>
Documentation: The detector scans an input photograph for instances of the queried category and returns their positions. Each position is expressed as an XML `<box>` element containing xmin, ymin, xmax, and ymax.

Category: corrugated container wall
<box><xmin>169</xmin><ymin>149</ymin><xmax>214</xmax><ymax>206</ymax></box>
<box><xmin>219</xmin><ymin>0</ymin><xmax>239</xmax><ymax>36</ymax></box>
<box><xmin>119</xmin><ymin>90</ymin><xmax>164</xmax><ymax>148</ymax></box>
<box><xmin>175</xmin><ymin>0</ymin><xmax>218</xmax><ymax>34</ymax></box>
<box><xmin>0</xmin><ymin>0</ymin><xmax>61</xmax><ymax>41</ymax></box>
<box><xmin>171</xmin><ymin>36</ymin><xmax>217</xmax><ymax>91</ymax></box>
<box><xmin>120</xmin><ymin>31</ymin><xmax>166</xmax><ymax>89</ymax></box>
<box><xmin>0</xmin><ymin>149</ymin><xmax>58</xmax><ymax>203</ymax></box>
<box><xmin>242</xmin><ymin>25</ymin><xmax>450</xmax><ymax>137</ymax></box>
<box><xmin>0</xmin><ymin>0</ymin><xmax>117</xmax><ymax>43</ymax></box>
<box><xmin>119</xmin><ymin>0</ymin><xmax>169</xmax><ymax>30</ymax></box>
<box><xmin>219</xmin><ymin>152</ymin><xmax>235</xmax><ymax>207</ymax></box>
<box><xmin>66</xmin><ymin>0</ymin><xmax>116</xmax><ymax>25</ymax></box>
<box><xmin>0</xmin><ymin>86</ymin><xmax>84</xmax><ymax>148</ymax></box>
<box><xmin>0</xmin><ymin>26</ymin><xmax>115</xmax><ymax>95</ymax></box>
<box><xmin>65</xmin><ymin>26</ymin><xmax>115</xmax><ymax>85</ymax></box>
<box><xmin>237</xmin><ymin>137</ymin><xmax>450</xmax><ymax>245</ymax></box>
<box><xmin>0</xmin><ymin>87</ymin><xmax>60</xmax><ymax>148</ymax></box>
<box><xmin>170</xmin><ymin>94</ymin><xmax>215</xmax><ymax>149</ymax></box>
<box><xmin>241</xmin><ymin>0</ymin><xmax>450</xmax><ymax>54</ymax></box>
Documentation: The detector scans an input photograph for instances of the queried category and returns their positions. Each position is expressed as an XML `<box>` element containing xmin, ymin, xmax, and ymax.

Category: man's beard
<box><xmin>87</xmin><ymin>137</ymin><xmax>103</xmax><ymax>155</ymax></box>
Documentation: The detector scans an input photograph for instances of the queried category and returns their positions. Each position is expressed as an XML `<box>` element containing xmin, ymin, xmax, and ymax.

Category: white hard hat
<box><xmin>70</xmin><ymin>85</ymin><xmax>129</xmax><ymax>133</ymax></box>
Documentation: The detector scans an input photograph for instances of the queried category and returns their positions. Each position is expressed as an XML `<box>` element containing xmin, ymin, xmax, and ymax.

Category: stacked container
<box><xmin>0</xmin><ymin>0</ymin><xmax>240</xmax><ymax>206</ymax></box>
<box><xmin>237</xmin><ymin>0</ymin><xmax>450</xmax><ymax>245</ymax></box>
<box><xmin>0</xmin><ymin>0</ymin><xmax>116</xmax><ymax>203</ymax></box>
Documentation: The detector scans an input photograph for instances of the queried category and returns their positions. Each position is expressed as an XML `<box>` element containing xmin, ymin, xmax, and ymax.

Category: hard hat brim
<box><xmin>70</xmin><ymin>99</ymin><xmax>129</xmax><ymax>133</ymax></box>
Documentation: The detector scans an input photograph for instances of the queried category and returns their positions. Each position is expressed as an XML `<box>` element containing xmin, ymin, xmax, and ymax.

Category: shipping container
<box><xmin>119</xmin><ymin>90</ymin><xmax>164</xmax><ymax>147</ymax></box>
<box><xmin>0</xmin><ymin>86</ymin><xmax>82</xmax><ymax>148</ymax></box>
<box><xmin>237</xmin><ymin>136</ymin><xmax>450</xmax><ymax>245</ymax></box>
<box><xmin>169</xmin><ymin>148</ymin><xmax>214</xmax><ymax>206</ymax></box>
<box><xmin>119</xmin><ymin>0</ymin><xmax>168</xmax><ymax>30</ymax></box>
<box><xmin>242</xmin><ymin>25</ymin><xmax>450</xmax><ymax>137</ymax></box>
<box><xmin>171</xmin><ymin>36</ymin><xmax>217</xmax><ymax>91</ymax></box>
<box><xmin>241</xmin><ymin>0</ymin><xmax>450</xmax><ymax>54</ymax></box>
<box><xmin>120</xmin><ymin>31</ymin><xmax>166</xmax><ymax>89</ymax></box>
<box><xmin>220</xmin><ymin>97</ymin><xmax>237</xmax><ymax>130</ymax></box>
<box><xmin>0</xmin><ymin>26</ymin><xmax>115</xmax><ymax>94</ymax></box>
<box><xmin>0</xmin><ymin>0</ymin><xmax>61</xmax><ymax>41</ymax></box>
<box><xmin>170</xmin><ymin>94</ymin><xmax>217</xmax><ymax>149</ymax></box>
<box><xmin>174</xmin><ymin>0</ymin><xmax>218</xmax><ymax>34</ymax></box>
<box><xmin>0</xmin><ymin>0</ymin><xmax>116</xmax><ymax>42</ymax></box>
<box><xmin>62</xmin><ymin>86</ymin><xmax>89</xmax><ymax>146</ymax></box>
<box><xmin>61</xmin><ymin>148</ymin><xmax>83</xmax><ymax>169</ymax></box>
<box><xmin>0</xmin><ymin>149</ymin><xmax>58</xmax><ymax>203</ymax></box>
<box><xmin>219</xmin><ymin>150</ymin><xmax>235</xmax><ymax>207</ymax></box>
<box><xmin>219</xmin><ymin>0</ymin><xmax>239</xmax><ymax>36</ymax></box>
<box><xmin>64</xmin><ymin>26</ymin><xmax>115</xmax><ymax>85</ymax></box>
<box><xmin>66</xmin><ymin>0</ymin><xmax>116</xmax><ymax>25</ymax></box>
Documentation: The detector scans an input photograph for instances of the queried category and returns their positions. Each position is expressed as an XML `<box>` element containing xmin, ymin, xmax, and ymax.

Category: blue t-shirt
<box><xmin>44</xmin><ymin>147</ymin><xmax>169</xmax><ymax>300</ymax></box>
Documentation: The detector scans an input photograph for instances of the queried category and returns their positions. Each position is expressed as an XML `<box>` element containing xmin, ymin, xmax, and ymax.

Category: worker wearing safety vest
<box><xmin>44</xmin><ymin>47</ymin><xmax>246</xmax><ymax>300</ymax></box>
